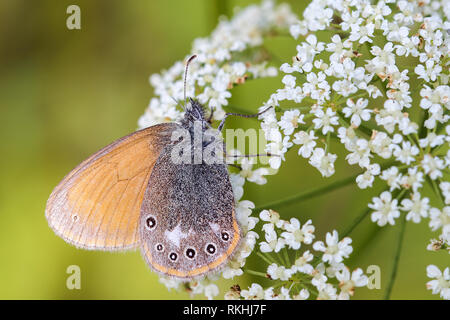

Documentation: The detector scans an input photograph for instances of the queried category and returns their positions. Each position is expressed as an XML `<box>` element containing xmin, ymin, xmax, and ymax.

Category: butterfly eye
<box><xmin>155</xmin><ymin>243</ymin><xmax>164</xmax><ymax>252</ymax></box>
<box><xmin>205</xmin><ymin>243</ymin><xmax>216</xmax><ymax>255</ymax></box>
<box><xmin>145</xmin><ymin>216</ymin><xmax>157</xmax><ymax>229</ymax></box>
<box><xmin>185</xmin><ymin>248</ymin><xmax>196</xmax><ymax>259</ymax></box>
<box><xmin>169</xmin><ymin>252</ymin><xmax>178</xmax><ymax>261</ymax></box>
<box><xmin>221</xmin><ymin>231</ymin><xmax>230</xmax><ymax>242</ymax></box>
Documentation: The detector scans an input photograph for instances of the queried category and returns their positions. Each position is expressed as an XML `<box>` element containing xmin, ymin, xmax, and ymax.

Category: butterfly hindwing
<box><xmin>139</xmin><ymin>143</ymin><xmax>241</xmax><ymax>278</ymax></box>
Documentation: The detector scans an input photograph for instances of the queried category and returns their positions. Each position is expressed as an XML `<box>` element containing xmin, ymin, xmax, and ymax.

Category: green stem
<box><xmin>282</xmin><ymin>248</ymin><xmax>291</xmax><ymax>266</ymax></box>
<box><xmin>335</xmin><ymin>91</ymin><xmax>368</xmax><ymax>106</ymax></box>
<box><xmin>255</xmin><ymin>161</ymin><xmax>395</xmax><ymax>211</ymax></box>
<box><xmin>254</xmin><ymin>172</ymin><xmax>358</xmax><ymax>211</ymax></box>
<box><xmin>245</xmin><ymin>269</ymin><xmax>268</xmax><ymax>278</ymax></box>
<box><xmin>427</xmin><ymin>177</ymin><xmax>445</xmax><ymax>206</ymax></box>
<box><xmin>384</xmin><ymin>214</ymin><xmax>407</xmax><ymax>300</ymax></box>
<box><xmin>341</xmin><ymin>206</ymin><xmax>372</xmax><ymax>238</ymax></box>
<box><xmin>257</xmin><ymin>252</ymin><xmax>277</xmax><ymax>265</ymax></box>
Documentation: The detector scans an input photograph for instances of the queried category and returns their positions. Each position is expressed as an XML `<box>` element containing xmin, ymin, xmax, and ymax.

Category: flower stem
<box><xmin>427</xmin><ymin>177</ymin><xmax>445</xmax><ymax>206</ymax></box>
<box><xmin>384</xmin><ymin>214</ymin><xmax>407</xmax><ymax>300</ymax></box>
<box><xmin>254</xmin><ymin>172</ymin><xmax>358</xmax><ymax>211</ymax></box>
<box><xmin>257</xmin><ymin>252</ymin><xmax>276</xmax><ymax>265</ymax></box>
<box><xmin>282</xmin><ymin>248</ymin><xmax>291</xmax><ymax>266</ymax></box>
<box><xmin>245</xmin><ymin>269</ymin><xmax>268</xmax><ymax>278</ymax></box>
<box><xmin>255</xmin><ymin>160</ymin><xmax>394</xmax><ymax>211</ymax></box>
<box><xmin>341</xmin><ymin>206</ymin><xmax>372</xmax><ymax>238</ymax></box>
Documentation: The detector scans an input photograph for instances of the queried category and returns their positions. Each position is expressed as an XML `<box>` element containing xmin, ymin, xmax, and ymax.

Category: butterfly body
<box><xmin>46</xmin><ymin>98</ymin><xmax>241</xmax><ymax>279</ymax></box>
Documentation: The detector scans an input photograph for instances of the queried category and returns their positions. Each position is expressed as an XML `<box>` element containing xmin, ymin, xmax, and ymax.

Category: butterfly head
<box><xmin>181</xmin><ymin>98</ymin><xmax>208</xmax><ymax>127</ymax></box>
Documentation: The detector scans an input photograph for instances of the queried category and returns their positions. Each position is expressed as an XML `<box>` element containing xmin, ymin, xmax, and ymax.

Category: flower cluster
<box><xmin>138</xmin><ymin>0</ymin><xmax>297</xmax><ymax>128</ymax></box>
<box><xmin>257</xmin><ymin>0</ymin><xmax>449</xmax><ymax>299</ymax></box>
<box><xmin>223</xmin><ymin>210</ymin><xmax>369</xmax><ymax>300</ymax></box>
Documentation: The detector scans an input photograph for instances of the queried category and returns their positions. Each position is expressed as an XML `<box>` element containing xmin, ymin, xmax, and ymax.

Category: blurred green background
<box><xmin>0</xmin><ymin>0</ymin><xmax>447</xmax><ymax>299</ymax></box>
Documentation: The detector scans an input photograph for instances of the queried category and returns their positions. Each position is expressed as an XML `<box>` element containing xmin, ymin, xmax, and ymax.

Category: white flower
<box><xmin>342</xmin><ymin>98</ymin><xmax>372</xmax><ymax>127</ymax></box>
<box><xmin>400</xmin><ymin>166</ymin><xmax>424</xmax><ymax>192</ymax></box>
<box><xmin>401</xmin><ymin>193</ymin><xmax>430</xmax><ymax>223</ymax></box>
<box><xmin>312</xmin><ymin>107</ymin><xmax>339</xmax><ymax>134</ymax></box>
<box><xmin>264</xmin><ymin>286</ymin><xmax>292</xmax><ymax>300</ymax></box>
<box><xmin>293</xmin><ymin>289</ymin><xmax>310</xmax><ymax>300</ymax></box>
<box><xmin>259</xmin><ymin>223</ymin><xmax>286</xmax><ymax>253</ymax></box>
<box><xmin>229</xmin><ymin>173</ymin><xmax>245</xmax><ymax>201</ymax></box>
<box><xmin>346</xmin><ymin>138</ymin><xmax>372</xmax><ymax>168</ymax></box>
<box><xmin>241</xmin><ymin>283</ymin><xmax>265</xmax><ymax>300</ymax></box>
<box><xmin>420</xmin><ymin>85</ymin><xmax>450</xmax><ymax>114</ymax></box>
<box><xmin>392</xmin><ymin>141</ymin><xmax>419</xmax><ymax>165</ymax></box>
<box><xmin>369</xmin><ymin>191</ymin><xmax>400</xmax><ymax>226</ymax></box>
<box><xmin>440</xmin><ymin>182</ymin><xmax>450</xmax><ymax>205</ymax></box>
<box><xmin>313</xmin><ymin>230</ymin><xmax>353</xmax><ymax>265</ymax></box>
<box><xmin>267</xmin><ymin>263</ymin><xmax>292</xmax><ymax>281</ymax></box>
<box><xmin>419</xmin><ymin>132</ymin><xmax>445</xmax><ymax>149</ymax></box>
<box><xmin>429</xmin><ymin>207</ymin><xmax>450</xmax><ymax>240</ymax></box>
<box><xmin>291</xmin><ymin>250</ymin><xmax>314</xmax><ymax>274</ymax></box>
<box><xmin>259</xmin><ymin>209</ymin><xmax>283</xmax><ymax>228</ymax></box>
<box><xmin>369</xmin><ymin>131</ymin><xmax>393</xmax><ymax>159</ymax></box>
<box><xmin>159</xmin><ymin>277</ymin><xmax>182</xmax><ymax>291</ymax></box>
<box><xmin>235</xmin><ymin>200</ymin><xmax>257</xmax><ymax>232</ymax></box>
<box><xmin>426</xmin><ymin>265</ymin><xmax>450</xmax><ymax>300</ymax></box>
<box><xmin>266</xmin><ymin>136</ymin><xmax>293</xmax><ymax>170</ymax></box>
<box><xmin>317</xmin><ymin>283</ymin><xmax>338</xmax><ymax>300</ymax></box>
<box><xmin>380</xmin><ymin>166</ymin><xmax>402</xmax><ymax>191</ymax></box>
<box><xmin>281</xmin><ymin>218</ymin><xmax>315</xmax><ymax>250</ymax></box>
<box><xmin>293</xmin><ymin>130</ymin><xmax>317</xmax><ymax>158</ymax></box>
<box><xmin>356</xmin><ymin>163</ymin><xmax>380</xmax><ymax>189</ymax></box>
<box><xmin>415</xmin><ymin>60</ymin><xmax>442</xmax><ymax>83</ymax></box>
<box><xmin>349</xmin><ymin>22</ymin><xmax>375</xmax><ymax>44</ymax></box>
<box><xmin>238</xmin><ymin>158</ymin><xmax>269</xmax><ymax>185</ymax></box>
<box><xmin>422</xmin><ymin>154</ymin><xmax>444</xmax><ymax>180</ymax></box>
<box><xmin>311</xmin><ymin>265</ymin><xmax>328</xmax><ymax>290</ymax></box>
<box><xmin>309</xmin><ymin>148</ymin><xmax>337</xmax><ymax>177</ymax></box>
<box><xmin>278</xmin><ymin>109</ymin><xmax>305</xmax><ymax>135</ymax></box>
<box><xmin>204</xmin><ymin>284</ymin><xmax>219</xmax><ymax>300</ymax></box>
<box><xmin>336</xmin><ymin>267</ymin><xmax>368</xmax><ymax>300</ymax></box>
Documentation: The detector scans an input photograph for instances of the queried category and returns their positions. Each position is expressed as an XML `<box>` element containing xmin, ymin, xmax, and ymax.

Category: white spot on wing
<box><xmin>164</xmin><ymin>224</ymin><xmax>187</xmax><ymax>248</ymax></box>
<box><xmin>210</xmin><ymin>223</ymin><xmax>220</xmax><ymax>232</ymax></box>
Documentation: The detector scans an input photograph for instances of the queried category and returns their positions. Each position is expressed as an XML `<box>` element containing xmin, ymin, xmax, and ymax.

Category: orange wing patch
<box><xmin>46</xmin><ymin>123</ymin><xmax>177</xmax><ymax>251</ymax></box>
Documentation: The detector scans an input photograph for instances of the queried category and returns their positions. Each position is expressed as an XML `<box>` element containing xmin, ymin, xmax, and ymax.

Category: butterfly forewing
<box><xmin>45</xmin><ymin>123</ymin><xmax>177</xmax><ymax>251</ymax></box>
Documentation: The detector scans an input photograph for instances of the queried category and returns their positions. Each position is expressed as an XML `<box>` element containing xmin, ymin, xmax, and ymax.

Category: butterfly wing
<box><xmin>139</xmin><ymin>145</ymin><xmax>241</xmax><ymax>279</ymax></box>
<box><xmin>45</xmin><ymin>123</ymin><xmax>178</xmax><ymax>251</ymax></box>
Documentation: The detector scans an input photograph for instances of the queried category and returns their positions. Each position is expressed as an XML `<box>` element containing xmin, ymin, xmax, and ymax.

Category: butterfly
<box><xmin>46</xmin><ymin>55</ymin><xmax>271</xmax><ymax>279</ymax></box>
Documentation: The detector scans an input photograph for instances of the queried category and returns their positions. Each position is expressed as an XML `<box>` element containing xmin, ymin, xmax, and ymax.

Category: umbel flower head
<box><xmin>139</xmin><ymin>0</ymin><xmax>449</xmax><ymax>300</ymax></box>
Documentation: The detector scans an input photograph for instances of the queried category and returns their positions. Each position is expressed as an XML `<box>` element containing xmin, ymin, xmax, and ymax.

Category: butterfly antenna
<box><xmin>184</xmin><ymin>54</ymin><xmax>197</xmax><ymax>107</ymax></box>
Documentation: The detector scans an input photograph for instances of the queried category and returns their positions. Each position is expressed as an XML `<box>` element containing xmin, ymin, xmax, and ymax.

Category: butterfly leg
<box><xmin>225</xmin><ymin>153</ymin><xmax>279</xmax><ymax>158</ymax></box>
<box><xmin>227</xmin><ymin>163</ymin><xmax>242</xmax><ymax>170</ymax></box>
<box><xmin>207</xmin><ymin>107</ymin><xmax>215</xmax><ymax>124</ymax></box>
<box><xmin>217</xmin><ymin>106</ymin><xmax>273</xmax><ymax>132</ymax></box>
